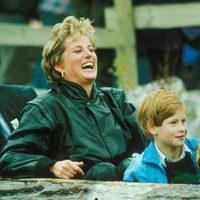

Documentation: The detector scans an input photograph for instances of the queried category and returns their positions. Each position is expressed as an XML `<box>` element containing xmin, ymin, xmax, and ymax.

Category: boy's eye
<box><xmin>170</xmin><ymin>121</ymin><xmax>177</xmax><ymax>124</ymax></box>
<box><xmin>182</xmin><ymin>119</ymin><xmax>186</xmax><ymax>123</ymax></box>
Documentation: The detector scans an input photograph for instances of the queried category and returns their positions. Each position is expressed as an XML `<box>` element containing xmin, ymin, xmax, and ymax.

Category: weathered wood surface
<box><xmin>0</xmin><ymin>178</ymin><xmax>199</xmax><ymax>200</ymax></box>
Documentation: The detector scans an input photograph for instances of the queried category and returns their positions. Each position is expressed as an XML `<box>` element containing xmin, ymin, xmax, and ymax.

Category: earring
<box><xmin>61</xmin><ymin>71</ymin><xmax>65</xmax><ymax>78</ymax></box>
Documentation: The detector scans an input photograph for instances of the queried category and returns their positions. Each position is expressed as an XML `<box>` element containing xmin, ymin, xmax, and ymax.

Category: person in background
<box><xmin>124</xmin><ymin>89</ymin><xmax>199</xmax><ymax>184</ymax></box>
<box><xmin>0</xmin><ymin>16</ymin><xmax>145</xmax><ymax>181</ymax></box>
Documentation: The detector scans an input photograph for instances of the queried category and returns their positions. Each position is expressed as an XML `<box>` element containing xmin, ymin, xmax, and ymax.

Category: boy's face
<box><xmin>154</xmin><ymin>108</ymin><xmax>187</xmax><ymax>150</ymax></box>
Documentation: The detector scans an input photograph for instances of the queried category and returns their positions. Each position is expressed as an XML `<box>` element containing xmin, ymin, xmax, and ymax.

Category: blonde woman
<box><xmin>0</xmin><ymin>16</ymin><xmax>145</xmax><ymax>180</ymax></box>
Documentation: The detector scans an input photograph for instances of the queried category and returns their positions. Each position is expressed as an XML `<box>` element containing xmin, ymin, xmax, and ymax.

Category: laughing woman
<box><xmin>0</xmin><ymin>16</ymin><xmax>145</xmax><ymax>180</ymax></box>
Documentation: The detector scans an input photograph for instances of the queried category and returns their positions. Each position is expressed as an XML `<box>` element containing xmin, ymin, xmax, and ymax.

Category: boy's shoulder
<box><xmin>185</xmin><ymin>138</ymin><xmax>199</xmax><ymax>150</ymax></box>
<box><xmin>185</xmin><ymin>138</ymin><xmax>199</xmax><ymax>147</ymax></box>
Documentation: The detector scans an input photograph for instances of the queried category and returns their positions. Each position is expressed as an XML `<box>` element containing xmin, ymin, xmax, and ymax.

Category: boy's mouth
<box><xmin>175</xmin><ymin>135</ymin><xmax>185</xmax><ymax>139</ymax></box>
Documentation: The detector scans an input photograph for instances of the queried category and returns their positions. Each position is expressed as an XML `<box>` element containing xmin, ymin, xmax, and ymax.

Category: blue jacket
<box><xmin>123</xmin><ymin>138</ymin><xmax>198</xmax><ymax>183</ymax></box>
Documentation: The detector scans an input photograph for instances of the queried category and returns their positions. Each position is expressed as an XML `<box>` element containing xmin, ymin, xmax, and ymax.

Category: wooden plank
<box><xmin>134</xmin><ymin>3</ymin><xmax>200</xmax><ymax>29</ymax></box>
<box><xmin>95</xmin><ymin>29</ymin><xmax>118</xmax><ymax>48</ymax></box>
<box><xmin>0</xmin><ymin>23</ymin><xmax>118</xmax><ymax>48</ymax></box>
<box><xmin>104</xmin><ymin>3</ymin><xmax>200</xmax><ymax>30</ymax></box>
<box><xmin>0</xmin><ymin>23</ymin><xmax>52</xmax><ymax>47</ymax></box>
<box><xmin>113</xmin><ymin>0</ymin><xmax>138</xmax><ymax>90</ymax></box>
<box><xmin>105</xmin><ymin>8</ymin><xmax>117</xmax><ymax>29</ymax></box>
<box><xmin>0</xmin><ymin>179</ymin><xmax>200</xmax><ymax>199</ymax></box>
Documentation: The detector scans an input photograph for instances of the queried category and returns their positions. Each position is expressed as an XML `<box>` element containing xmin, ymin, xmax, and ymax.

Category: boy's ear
<box><xmin>147</xmin><ymin>121</ymin><xmax>157</xmax><ymax>136</ymax></box>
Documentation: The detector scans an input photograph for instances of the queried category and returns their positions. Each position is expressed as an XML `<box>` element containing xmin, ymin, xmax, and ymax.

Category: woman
<box><xmin>0</xmin><ymin>16</ymin><xmax>145</xmax><ymax>180</ymax></box>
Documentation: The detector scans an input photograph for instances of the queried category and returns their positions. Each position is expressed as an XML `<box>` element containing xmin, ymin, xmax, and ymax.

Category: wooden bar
<box><xmin>134</xmin><ymin>3</ymin><xmax>200</xmax><ymax>29</ymax></box>
<box><xmin>113</xmin><ymin>0</ymin><xmax>138</xmax><ymax>89</ymax></box>
<box><xmin>0</xmin><ymin>23</ymin><xmax>118</xmax><ymax>48</ymax></box>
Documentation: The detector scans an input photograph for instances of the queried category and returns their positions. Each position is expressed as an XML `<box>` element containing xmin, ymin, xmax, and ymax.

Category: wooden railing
<box><xmin>1</xmin><ymin>0</ymin><xmax>200</xmax><ymax>92</ymax></box>
<box><xmin>0</xmin><ymin>178</ymin><xmax>199</xmax><ymax>199</ymax></box>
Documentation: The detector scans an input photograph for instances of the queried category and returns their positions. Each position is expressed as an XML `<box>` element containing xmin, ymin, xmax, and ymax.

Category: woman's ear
<box><xmin>54</xmin><ymin>64</ymin><xmax>63</xmax><ymax>74</ymax></box>
<box><xmin>147</xmin><ymin>121</ymin><xmax>157</xmax><ymax>136</ymax></box>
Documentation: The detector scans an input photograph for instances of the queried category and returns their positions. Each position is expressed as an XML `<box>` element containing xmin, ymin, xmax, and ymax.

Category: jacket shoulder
<box><xmin>25</xmin><ymin>91</ymin><xmax>56</xmax><ymax>120</ymax></box>
<box><xmin>124</xmin><ymin>142</ymin><xmax>168</xmax><ymax>183</ymax></box>
<box><xmin>123</xmin><ymin>153</ymin><xmax>144</xmax><ymax>182</ymax></box>
<box><xmin>99</xmin><ymin>87</ymin><xmax>124</xmax><ymax>96</ymax></box>
<box><xmin>185</xmin><ymin>138</ymin><xmax>198</xmax><ymax>151</ymax></box>
<box><xmin>99</xmin><ymin>87</ymin><xmax>126</xmax><ymax>105</ymax></box>
<box><xmin>28</xmin><ymin>90</ymin><xmax>56</xmax><ymax>106</ymax></box>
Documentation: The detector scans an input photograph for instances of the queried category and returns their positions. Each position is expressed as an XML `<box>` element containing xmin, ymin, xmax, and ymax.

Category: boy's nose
<box><xmin>179</xmin><ymin>123</ymin><xmax>187</xmax><ymax>132</ymax></box>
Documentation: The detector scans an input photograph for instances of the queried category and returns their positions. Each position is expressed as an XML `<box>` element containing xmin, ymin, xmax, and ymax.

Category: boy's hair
<box><xmin>42</xmin><ymin>16</ymin><xmax>96</xmax><ymax>83</ymax></box>
<box><xmin>137</xmin><ymin>89</ymin><xmax>185</xmax><ymax>140</ymax></box>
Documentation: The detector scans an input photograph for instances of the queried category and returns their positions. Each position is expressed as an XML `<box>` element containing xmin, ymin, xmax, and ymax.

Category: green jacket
<box><xmin>0</xmin><ymin>80</ymin><xmax>145</xmax><ymax>178</ymax></box>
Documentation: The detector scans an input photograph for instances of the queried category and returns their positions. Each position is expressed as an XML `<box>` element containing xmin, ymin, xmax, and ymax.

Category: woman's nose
<box><xmin>84</xmin><ymin>49</ymin><xmax>92</xmax><ymax>57</ymax></box>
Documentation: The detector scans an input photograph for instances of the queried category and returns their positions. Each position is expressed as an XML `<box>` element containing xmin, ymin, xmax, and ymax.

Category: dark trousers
<box><xmin>83</xmin><ymin>158</ymin><xmax>132</xmax><ymax>181</ymax></box>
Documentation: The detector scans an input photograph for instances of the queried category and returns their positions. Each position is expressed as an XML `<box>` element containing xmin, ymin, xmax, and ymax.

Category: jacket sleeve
<box><xmin>100</xmin><ymin>87</ymin><xmax>147</xmax><ymax>153</ymax></box>
<box><xmin>123</xmin><ymin>153</ymin><xmax>151</xmax><ymax>183</ymax></box>
<box><xmin>123</xmin><ymin>167</ymin><xmax>137</xmax><ymax>182</ymax></box>
<box><xmin>0</xmin><ymin>104</ymin><xmax>57</xmax><ymax>178</ymax></box>
<box><xmin>115</xmin><ymin>89</ymin><xmax>147</xmax><ymax>153</ymax></box>
<box><xmin>123</xmin><ymin>155</ymin><xmax>140</xmax><ymax>182</ymax></box>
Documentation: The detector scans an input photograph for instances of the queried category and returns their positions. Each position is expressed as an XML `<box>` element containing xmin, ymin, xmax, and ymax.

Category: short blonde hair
<box><xmin>42</xmin><ymin>16</ymin><xmax>96</xmax><ymax>82</ymax></box>
<box><xmin>137</xmin><ymin>89</ymin><xmax>185</xmax><ymax>140</ymax></box>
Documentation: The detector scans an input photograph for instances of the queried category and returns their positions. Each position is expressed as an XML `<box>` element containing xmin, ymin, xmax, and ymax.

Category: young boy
<box><xmin>124</xmin><ymin>89</ymin><xmax>199</xmax><ymax>184</ymax></box>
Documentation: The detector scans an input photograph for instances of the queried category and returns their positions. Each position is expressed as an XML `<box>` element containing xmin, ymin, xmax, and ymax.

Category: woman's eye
<box><xmin>74</xmin><ymin>49</ymin><xmax>81</xmax><ymax>53</ymax></box>
<box><xmin>89</xmin><ymin>48</ymin><xmax>95</xmax><ymax>52</ymax></box>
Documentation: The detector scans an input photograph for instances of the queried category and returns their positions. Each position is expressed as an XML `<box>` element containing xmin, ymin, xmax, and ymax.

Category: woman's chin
<box><xmin>84</xmin><ymin>75</ymin><xmax>97</xmax><ymax>82</ymax></box>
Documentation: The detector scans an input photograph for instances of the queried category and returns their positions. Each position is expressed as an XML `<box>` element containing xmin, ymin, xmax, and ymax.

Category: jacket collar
<box><xmin>142</xmin><ymin>141</ymin><xmax>164</xmax><ymax>169</ymax></box>
<box><xmin>51</xmin><ymin>80</ymin><xmax>98</xmax><ymax>101</ymax></box>
<box><xmin>155</xmin><ymin>142</ymin><xmax>191</xmax><ymax>167</ymax></box>
<box><xmin>143</xmin><ymin>139</ymin><xmax>198</xmax><ymax>168</ymax></box>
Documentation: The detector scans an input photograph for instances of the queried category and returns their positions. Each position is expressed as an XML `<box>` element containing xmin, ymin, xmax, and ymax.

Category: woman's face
<box><xmin>55</xmin><ymin>35</ymin><xmax>97</xmax><ymax>87</ymax></box>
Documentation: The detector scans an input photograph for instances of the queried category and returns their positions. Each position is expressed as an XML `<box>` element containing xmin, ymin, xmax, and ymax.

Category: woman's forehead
<box><xmin>64</xmin><ymin>35</ymin><xmax>92</xmax><ymax>47</ymax></box>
